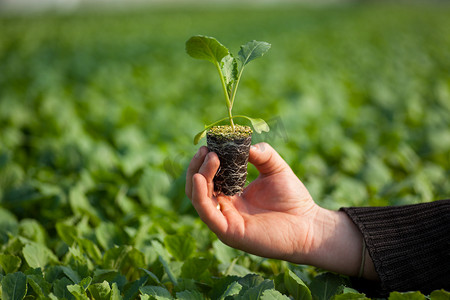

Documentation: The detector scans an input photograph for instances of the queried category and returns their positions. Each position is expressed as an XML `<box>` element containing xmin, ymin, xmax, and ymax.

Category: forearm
<box><xmin>290</xmin><ymin>207</ymin><xmax>379</xmax><ymax>281</ymax></box>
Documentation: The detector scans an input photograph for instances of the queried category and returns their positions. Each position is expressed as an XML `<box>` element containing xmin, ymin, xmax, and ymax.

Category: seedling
<box><xmin>186</xmin><ymin>35</ymin><xmax>271</xmax><ymax>195</ymax></box>
<box><xmin>185</xmin><ymin>35</ymin><xmax>271</xmax><ymax>145</ymax></box>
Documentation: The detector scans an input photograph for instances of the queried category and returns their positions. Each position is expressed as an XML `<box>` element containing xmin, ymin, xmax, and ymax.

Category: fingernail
<box><xmin>204</xmin><ymin>152</ymin><xmax>210</xmax><ymax>162</ymax></box>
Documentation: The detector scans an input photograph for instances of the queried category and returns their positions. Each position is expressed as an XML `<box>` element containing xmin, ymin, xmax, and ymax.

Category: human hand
<box><xmin>185</xmin><ymin>142</ymin><xmax>321</xmax><ymax>263</ymax></box>
<box><xmin>185</xmin><ymin>143</ymin><xmax>378</xmax><ymax>280</ymax></box>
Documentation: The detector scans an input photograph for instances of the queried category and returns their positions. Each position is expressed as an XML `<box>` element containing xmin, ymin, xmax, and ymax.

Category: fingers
<box><xmin>185</xmin><ymin>146</ymin><xmax>208</xmax><ymax>199</ymax></box>
<box><xmin>249</xmin><ymin>142</ymin><xmax>290</xmax><ymax>176</ymax></box>
<box><xmin>192</xmin><ymin>173</ymin><xmax>227</xmax><ymax>235</ymax></box>
<box><xmin>217</xmin><ymin>197</ymin><xmax>245</xmax><ymax>242</ymax></box>
<box><xmin>198</xmin><ymin>152</ymin><xmax>220</xmax><ymax>198</ymax></box>
<box><xmin>186</xmin><ymin>147</ymin><xmax>225</xmax><ymax>235</ymax></box>
<box><xmin>192</xmin><ymin>176</ymin><xmax>245</xmax><ymax>245</ymax></box>
<box><xmin>186</xmin><ymin>147</ymin><xmax>221</xmax><ymax>199</ymax></box>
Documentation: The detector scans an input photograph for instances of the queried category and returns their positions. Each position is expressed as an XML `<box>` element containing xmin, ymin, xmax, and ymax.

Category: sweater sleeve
<box><xmin>340</xmin><ymin>199</ymin><xmax>450</xmax><ymax>296</ymax></box>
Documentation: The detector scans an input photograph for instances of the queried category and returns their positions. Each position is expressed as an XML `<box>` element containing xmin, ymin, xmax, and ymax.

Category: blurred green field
<box><xmin>0</xmin><ymin>3</ymin><xmax>450</xmax><ymax>299</ymax></box>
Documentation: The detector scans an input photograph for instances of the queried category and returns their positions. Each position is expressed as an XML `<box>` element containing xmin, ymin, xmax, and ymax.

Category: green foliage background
<box><xmin>0</xmin><ymin>2</ymin><xmax>449</xmax><ymax>299</ymax></box>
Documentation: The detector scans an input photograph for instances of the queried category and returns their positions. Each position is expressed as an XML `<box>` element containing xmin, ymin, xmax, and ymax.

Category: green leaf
<box><xmin>69</xmin><ymin>186</ymin><xmax>101</xmax><ymax>226</ymax></box>
<box><xmin>238</xmin><ymin>40</ymin><xmax>271</xmax><ymax>66</ymax></box>
<box><xmin>18</xmin><ymin>219</ymin><xmax>47</xmax><ymax>244</ymax></box>
<box><xmin>218</xmin><ymin>281</ymin><xmax>242</xmax><ymax>300</ymax></box>
<box><xmin>123</xmin><ymin>276</ymin><xmax>148</xmax><ymax>300</ymax></box>
<box><xmin>158</xmin><ymin>256</ymin><xmax>177</xmax><ymax>286</ymax></box>
<box><xmin>310</xmin><ymin>273</ymin><xmax>347</xmax><ymax>300</ymax></box>
<box><xmin>164</xmin><ymin>234</ymin><xmax>196</xmax><ymax>261</ymax></box>
<box><xmin>67</xmin><ymin>246</ymin><xmax>85</xmax><ymax>263</ymax></box>
<box><xmin>93</xmin><ymin>270</ymin><xmax>126</xmax><ymax>293</ymax></box>
<box><xmin>27</xmin><ymin>278</ymin><xmax>50</xmax><ymax>299</ymax></box>
<box><xmin>430</xmin><ymin>290</ymin><xmax>450</xmax><ymax>300</ymax></box>
<box><xmin>333</xmin><ymin>286</ymin><xmax>369</xmax><ymax>300</ymax></box>
<box><xmin>224</xmin><ymin>263</ymin><xmax>252</xmax><ymax>277</ymax></box>
<box><xmin>76</xmin><ymin>237</ymin><xmax>102</xmax><ymax>264</ymax></box>
<box><xmin>247</xmin><ymin>117</ymin><xmax>270</xmax><ymax>134</ymax></box>
<box><xmin>176</xmin><ymin>290</ymin><xmax>204</xmax><ymax>300</ymax></box>
<box><xmin>88</xmin><ymin>281</ymin><xmax>111</xmax><ymax>300</ymax></box>
<box><xmin>140</xmin><ymin>285</ymin><xmax>173</xmax><ymax>299</ymax></box>
<box><xmin>125</xmin><ymin>247</ymin><xmax>147</xmax><ymax>278</ymax></box>
<box><xmin>261</xmin><ymin>289</ymin><xmax>290</xmax><ymax>300</ymax></box>
<box><xmin>95</xmin><ymin>222</ymin><xmax>124</xmax><ymax>251</ymax></box>
<box><xmin>238</xmin><ymin>274</ymin><xmax>264</xmax><ymax>290</ymax></box>
<box><xmin>1</xmin><ymin>272</ymin><xmax>27</xmax><ymax>300</ymax></box>
<box><xmin>22</xmin><ymin>242</ymin><xmax>58</xmax><ymax>269</ymax></box>
<box><xmin>102</xmin><ymin>246</ymin><xmax>131</xmax><ymax>270</ymax></box>
<box><xmin>284</xmin><ymin>270</ymin><xmax>312</xmax><ymax>300</ymax></box>
<box><xmin>237</xmin><ymin>279</ymin><xmax>274</xmax><ymax>300</ymax></box>
<box><xmin>221</xmin><ymin>55</ymin><xmax>238</xmax><ymax>83</ymax></box>
<box><xmin>221</xmin><ymin>54</ymin><xmax>238</xmax><ymax>95</ymax></box>
<box><xmin>181</xmin><ymin>257</ymin><xmax>210</xmax><ymax>280</ymax></box>
<box><xmin>231</xmin><ymin>116</ymin><xmax>269</xmax><ymax>134</ymax></box>
<box><xmin>102</xmin><ymin>246</ymin><xmax>146</xmax><ymax>282</ymax></box>
<box><xmin>27</xmin><ymin>270</ymin><xmax>52</xmax><ymax>299</ymax></box>
<box><xmin>186</xmin><ymin>35</ymin><xmax>229</xmax><ymax>64</ymax></box>
<box><xmin>209</xmin><ymin>276</ymin><xmax>240</xmax><ymax>300</ymax></box>
<box><xmin>61</xmin><ymin>266</ymin><xmax>81</xmax><ymax>284</ymax></box>
<box><xmin>176</xmin><ymin>278</ymin><xmax>198</xmax><ymax>293</ymax></box>
<box><xmin>67</xmin><ymin>283</ymin><xmax>89</xmax><ymax>300</ymax></box>
<box><xmin>0</xmin><ymin>208</ymin><xmax>19</xmax><ymax>244</ymax></box>
<box><xmin>193</xmin><ymin>129</ymin><xmax>207</xmax><ymax>145</ymax></box>
<box><xmin>212</xmin><ymin>240</ymin><xmax>240</xmax><ymax>264</ymax></box>
<box><xmin>111</xmin><ymin>282</ymin><xmax>123</xmax><ymax>300</ymax></box>
<box><xmin>0</xmin><ymin>254</ymin><xmax>21</xmax><ymax>274</ymax></box>
<box><xmin>80</xmin><ymin>277</ymin><xmax>92</xmax><ymax>289</ymax></box>
<box><xmin>56</xmin><ymin>222</ymin><xmax>77</xmax><ymax>246</ymax></box>
<box><xmin>140</xmin><ymin>269</ymin><xmax>162</xmax><ymax>286</ymax></box>
<box><xmin>273</xmin><ymin>272</ymin><xmax>288</xmax><ymax>295</ymax></box>
<box><xmin>340</xmin><ymin>287</ymin><xmax>360</xmax><ymax>293</ymax></box>
<box><xmin>389</xmin><ymin>291</ymin><xmax>426</xmax><ymax>300</ymax></box>
<box><xmin>333</xmin><ymin>292</ymin><xmax>370</xmax><ymax>300</ymax></box>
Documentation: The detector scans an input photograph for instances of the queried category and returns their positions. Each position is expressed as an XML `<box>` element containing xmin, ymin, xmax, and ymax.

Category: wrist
<box><xmin>312</xmin><ymin>208</ymin><xmax>362</xmax><ymax>276</ymax></box>
<box><xmin>292</xmin><ymin>207</ymin><xmax>378</xmax><ymax>280</ymax></box>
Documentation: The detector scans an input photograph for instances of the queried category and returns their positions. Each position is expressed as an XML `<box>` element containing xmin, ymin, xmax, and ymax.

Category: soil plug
<box><xmin>207</xmin><ymin>125</ymin><xmax>252</xmax><ymax>196</ymax></box>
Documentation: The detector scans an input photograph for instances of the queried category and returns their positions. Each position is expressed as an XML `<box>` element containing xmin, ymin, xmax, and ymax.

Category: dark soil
<box><xmin>207</xmin><ymin>125</ymin><xmax>252</xmax><ymax>196</ymax></box>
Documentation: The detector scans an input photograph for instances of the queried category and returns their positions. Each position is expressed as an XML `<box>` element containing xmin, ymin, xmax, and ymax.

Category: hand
<box><xmin>185</xmin><ymin>143</ymin><xmax>378</xmax><ymax>280</ymax></box>
<box><xmin>185</xmin><ymin>142</ymin><xmax>320</xmax><ymax>263</ymax></box>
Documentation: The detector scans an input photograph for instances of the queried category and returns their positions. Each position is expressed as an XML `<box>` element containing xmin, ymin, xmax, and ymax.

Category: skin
<box><xmin>186</xmin><ymin>142</ymin><xmax>379</xmax><ymax>281</ymax></box>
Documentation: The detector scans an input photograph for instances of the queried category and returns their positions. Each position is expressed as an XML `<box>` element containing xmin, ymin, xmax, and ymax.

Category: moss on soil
<box><xmin>207</xmin><ymin>125</ymin><xmax>252</xmax><ymax>141</ymax></box>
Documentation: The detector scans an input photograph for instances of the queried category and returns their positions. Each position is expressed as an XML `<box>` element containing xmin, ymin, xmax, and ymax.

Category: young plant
<box><xmin>186</xmin><ymin>35</ymin><xmax>272</xmax><ymax>196</ymax></box>
<box><xmin>185</xmin><ymin>35</ymin><xmax>271</xmax><ymax>144</ymax></box>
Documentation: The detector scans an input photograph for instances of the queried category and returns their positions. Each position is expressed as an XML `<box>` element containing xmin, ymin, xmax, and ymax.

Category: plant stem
<box><xmin>204</xmin><ymin>115</ymin><xmax>247</xmax><ymax>129</ymax></box>
<box><xmin>214</xmin><ymin>61</ymin><xmax>235</xmax><ymax>130</ymax></box>
<box><xmin>228</xmin><ymin>107</ymin><xmax>235</xmax><ymax>129</ymax></box>
<box><xmin>230</xmin><ymin>66</ymin><xmax>245</xmax><ymax>109</ymax></box>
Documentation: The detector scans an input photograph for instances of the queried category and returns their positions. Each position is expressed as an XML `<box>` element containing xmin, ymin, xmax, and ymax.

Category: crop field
<box><xmin>0</xmin><ymin>2</ymin><xmax>450</xmax><ymax>299</ymax></box>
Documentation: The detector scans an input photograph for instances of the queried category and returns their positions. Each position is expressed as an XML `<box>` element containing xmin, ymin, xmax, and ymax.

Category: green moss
<box><xmin>207</xmin><ymin>125</ymin><xmax>252</xmax><ymax>140</ymax></box>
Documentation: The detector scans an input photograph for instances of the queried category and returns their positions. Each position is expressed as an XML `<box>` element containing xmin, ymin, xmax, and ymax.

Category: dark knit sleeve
<box><xmin>340</xmin><ymin>199</ymin><xmax>450</xmax><ymax>296</ymax></box>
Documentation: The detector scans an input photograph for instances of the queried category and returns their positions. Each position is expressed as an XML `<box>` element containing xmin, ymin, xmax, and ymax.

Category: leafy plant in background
<box><xmin>2</xmin><ymin>209</ymin><xmax>449</xmax><ymax>299</ymax></box>
<box><xmin>0</xmin><ymin>4</ymin><xmax>449</xmax><ymax>299</ymax></box>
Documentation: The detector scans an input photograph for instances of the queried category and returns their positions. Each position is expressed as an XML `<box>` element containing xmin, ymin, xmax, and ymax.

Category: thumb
<box><xmin>248</xmin><ymin>143</ymin><xmax>290</xmax><ymax>176</ymax></box>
